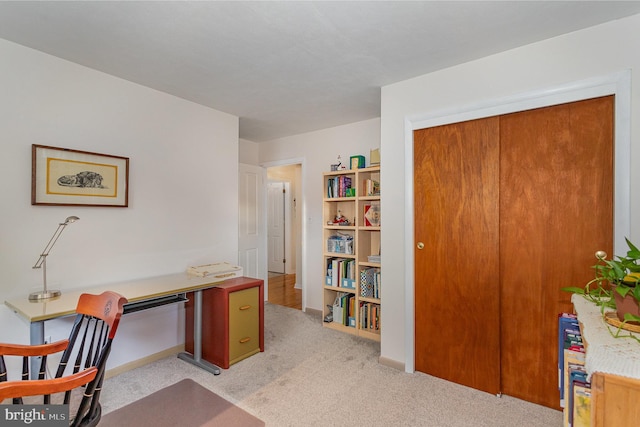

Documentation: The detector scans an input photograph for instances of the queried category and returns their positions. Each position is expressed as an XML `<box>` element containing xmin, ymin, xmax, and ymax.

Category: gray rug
<box><xmin>100</xmin><ymin>378</ymin><xmax>264</xmax><ymax>426</ymax></box>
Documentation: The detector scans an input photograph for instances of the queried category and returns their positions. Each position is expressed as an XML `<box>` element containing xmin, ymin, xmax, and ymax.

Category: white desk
<box><xmin>5</xmin><ymin>272</ymin><xmax>231</xmax><ymax>376</ymax></box>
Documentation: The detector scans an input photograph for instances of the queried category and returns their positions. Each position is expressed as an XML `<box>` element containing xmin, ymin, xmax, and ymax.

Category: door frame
<box><xmin>403</xmin><ymin>70</ymin><xmax>631</xmax><ymax>373</ymax></box>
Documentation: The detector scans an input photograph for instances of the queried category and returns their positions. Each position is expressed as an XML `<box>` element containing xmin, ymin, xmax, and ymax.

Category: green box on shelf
<box><xmin>350</xmin><ymin>155</ymin><xmax>365</xmax><ymax>169</ymax></box>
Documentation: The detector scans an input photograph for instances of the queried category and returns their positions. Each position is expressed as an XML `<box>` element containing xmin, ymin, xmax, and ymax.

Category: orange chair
<box><xmin>0</xmin><ymin>291</ymin><xmax>127</xmax><ymax>427</ymax></box>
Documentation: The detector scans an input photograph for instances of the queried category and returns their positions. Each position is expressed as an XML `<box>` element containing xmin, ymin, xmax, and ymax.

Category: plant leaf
<box><xmin>616</xmin><ymin>286</ymin><xmax>631</xmax><ymax>297</ymax></box>
<box><xmin>625</xmin><ymin>237</ymin><xmax>640</xmax><ymax>257</ymax></box>
<box><xmin>607</xmin><ymin>260</ymin><xmax>625</xmax><ymax>280</ymax></box>
<box><xmin>623</xmin><ymin>312</ymin><xmax>640</xmax><ymax>323</ymax></box>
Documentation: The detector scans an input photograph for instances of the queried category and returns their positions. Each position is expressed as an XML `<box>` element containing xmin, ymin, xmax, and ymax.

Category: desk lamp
<box><xmin>30</xmin><ymin>216</ymin><xmax>79</xmax><ymax>301</ymax></box>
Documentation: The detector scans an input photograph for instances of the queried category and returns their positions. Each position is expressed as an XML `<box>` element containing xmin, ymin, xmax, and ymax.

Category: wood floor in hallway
<box><xmin>267</xmin><ymin>273</ymin><xmax>301</xmax><ymax>310</ymax></box>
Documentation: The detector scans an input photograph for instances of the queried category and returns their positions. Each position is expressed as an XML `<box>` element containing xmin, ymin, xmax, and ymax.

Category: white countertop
<box><xmin>572</xmin><ymin>294</ymin><xmax>640</xmax><ymax>380</ymax></box>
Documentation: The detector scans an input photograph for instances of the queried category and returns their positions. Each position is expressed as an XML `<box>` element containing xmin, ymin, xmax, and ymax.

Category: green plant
<box><xmin>563</xmin><ymin>238</ymin><xmax>640</xmax><ymax>324</ymax></box>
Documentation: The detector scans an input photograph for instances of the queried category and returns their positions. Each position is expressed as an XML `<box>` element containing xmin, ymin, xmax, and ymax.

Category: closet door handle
<box><xmin>239</xmin><ymin>337</ymin><xmax>251</xmax><ymax>344</ymax></box>
<box><xmin>417</xmin><ymin>242</ymin><xmax>425</xmax><ymax>250</ymax></box>
<box><xmin>239</xmin><ymin>305</ymin><xmax>251</xmax><ymax>310</ymax></box>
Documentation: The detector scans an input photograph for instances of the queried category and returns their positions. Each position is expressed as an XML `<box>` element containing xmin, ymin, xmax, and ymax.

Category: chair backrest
<box><xmin>0</xmin><ymin>291</ymin><xmax>127</xmax><ymax>427</ymax></box>
<box><xmin>57</xmin><ymin>291</ymin><xmax>127</xmax><ymax>425</ymax></box>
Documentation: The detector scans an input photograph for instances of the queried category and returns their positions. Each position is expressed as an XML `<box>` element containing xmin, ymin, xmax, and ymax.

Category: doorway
<box><xmin>413</xmin><ymin>96</ymin><xmax>614</xmax><ymax>408</ymax></box>
<box><xmin>266</xmin><ymin>164</ymin><xmax>302</xmax><ymax>310</ymax></box>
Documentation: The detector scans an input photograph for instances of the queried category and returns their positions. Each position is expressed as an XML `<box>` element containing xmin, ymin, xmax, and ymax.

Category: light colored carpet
<box><xmin>101</xmin><ymin>303</ymin><xmax>563</xmax><ymax>426</ymax></box>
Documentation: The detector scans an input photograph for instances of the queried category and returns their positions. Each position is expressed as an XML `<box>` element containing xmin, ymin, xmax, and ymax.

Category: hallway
<box><xmin>267</xmin><ymin>273</ymin><xmax>301</xmax><ymax>310</ymax></box>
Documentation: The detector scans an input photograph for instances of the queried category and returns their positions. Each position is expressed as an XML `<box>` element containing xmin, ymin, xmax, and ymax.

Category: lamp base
<box><xmin>28</xmin><ymin>290</ymin><xmax>61</xmax><ymax>301</ymax></box>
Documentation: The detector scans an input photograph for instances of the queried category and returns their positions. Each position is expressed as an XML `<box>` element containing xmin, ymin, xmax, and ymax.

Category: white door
<box><xmin>238</xmin><ymin>164</ymin><xmax>267</xmax><ymax>283</ymax></box>
<box><xmin>267</xmin><ymin>182</ymin><xmax>286</xmax><ymax>273</ymax></box>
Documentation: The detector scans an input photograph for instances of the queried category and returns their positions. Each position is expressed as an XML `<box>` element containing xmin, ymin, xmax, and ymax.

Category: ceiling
<box><xmin>1</xmin><ymin>1</ymin><xmax>640</xmax><ymax>142</ymax></box>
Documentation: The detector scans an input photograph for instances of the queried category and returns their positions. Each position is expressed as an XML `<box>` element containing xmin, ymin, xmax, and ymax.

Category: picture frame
<box><xmin>32</xmin><ymin>144</ymin><xmax>129</xmax><ymax>207</ymax></box>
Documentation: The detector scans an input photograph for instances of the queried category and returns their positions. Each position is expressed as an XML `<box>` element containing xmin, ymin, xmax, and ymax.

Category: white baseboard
<box><xmin>378</xmin><ymin>355</ymin><xmax>404</xmax><ymax>371</ymax></box>
<box><xmin>303</xmin><ymin>307</ymin><xmax>322</xmax><ymax>318</ymax></box>
<box><xmin>105</xmin><ymin>345</ymin><xmax>184</xmax><ymax>379</ymax></box>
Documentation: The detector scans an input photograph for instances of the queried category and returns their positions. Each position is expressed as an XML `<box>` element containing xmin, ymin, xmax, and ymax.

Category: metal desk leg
<box><xmin>30</xmin><ymin>321</ymin><xmax>45</xmax><ymax>379</ymax></box>
<box><xmin>177</xmin><ymin>289</ymin><xmax>221</xmax><ymax>375</ymax></box>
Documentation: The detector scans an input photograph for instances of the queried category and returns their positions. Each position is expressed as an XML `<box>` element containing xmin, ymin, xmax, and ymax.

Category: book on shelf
<box><xmin>359</xmin><ymin>302</ymin><xmax>380</xmax><ymax>331</ymax></box>
<box><xmin>567</xmin><ymin>367</ymin><xmax>589</xmax><ymax>427</ymax></box>
<box><xmin>332</xmin><ymin>292</ymin><xmax>355</xmax><ymax>327</ymax></box>
<box><xmin>364</xmin><ymin>178</ymin><xmax>380</xmax><ymax>196</ymax></box>
<box><xmin>557</xmin><ymin>311</ymin><xmax>589</xmax><ymax>427</ymax></box>
<box><xmin>572</xmin><ymin>384</ymin><xmax>591</xmax><ymax>427</ymax></box>
<box><xmin>326</xmin><ymin>258</ymin><xmax>356</xmax><ymax>288</ymax></box>
<box><xmin>360</xmin><ymin>267</ymin><xmax>381</xmax><ymax>298</ymax></box>
<box><xmin>327</xmin><ymin>176</ymin><xmax>353</xmax><ymax>198</ymax></box>
<box><xmin>558</xmin><ymin>312</ymin><xmax>581</xmax><ymax>406</ymax></box>
<box><xmin>564</xmin><ymin>349</ymin><xmax>586</xmax><ymax>419</ymax></box>
<box><xmin>363</xmin><ymin>201</ymin><xmax>380</xmax><ymax>227</ymax></box>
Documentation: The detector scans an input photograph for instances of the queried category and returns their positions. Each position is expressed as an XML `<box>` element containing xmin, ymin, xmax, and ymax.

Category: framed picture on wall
<box><xmin>31</xmin><ymin>144</ymin><xmax>129</xmax><ymax>207</ymax></box>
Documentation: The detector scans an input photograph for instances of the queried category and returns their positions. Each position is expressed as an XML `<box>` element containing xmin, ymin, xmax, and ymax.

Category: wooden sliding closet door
<box><xmin>414</xmin><ymin>96</ymin><xmax>613</xmax><ymax>409</ymax></box>
<box><xmin>499</xmin><ymin>96</ymin><xmax>613</xmax><ymax>408</ymax></box>
<box><xmin>414</xmin><ymin>117</ymin><xmax>501</xmax><ymax>395</ymax></box>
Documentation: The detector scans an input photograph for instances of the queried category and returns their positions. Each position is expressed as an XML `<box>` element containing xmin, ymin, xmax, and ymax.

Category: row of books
<box><xmin>331</xmin><ymin>293</ymin><xmax>380</xmax><ymax>331</ymax></box>
<box><xmin>327</xmin><ymin>176</ymin><xmax>353</xmax><ymax>198</ymax></box>
<box><xmin>360</xmin><ymin>302</ymin><xmax>380</xmax><ymax>331</ymax></box>
<box><xmin>333</xmin><ymin>293</ymin><xmax>356</xmax><ymax>327</ymax></box>
<box><xmin>364</xmin><ymin>178</ymin><xmax>380</xmax><ymax>196</ymax></box>
<box><xmin>326</xmin><ymin>258</ymin><xmax>356</xmax><ymax>289</ymax></box>
<box><xmin>558</xmin><ymin>313</ymin><xmax>589</xmax><ymax>427</ymax></box>
<box><xmin>360</xmin><ymin>267</ymin><xmax>381</xmax><ymax>298</ymax></box>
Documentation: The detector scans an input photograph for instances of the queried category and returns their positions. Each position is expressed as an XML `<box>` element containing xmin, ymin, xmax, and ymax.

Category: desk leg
<box><xmin>178</xmin><ymin>289</ymin><xmax>221</xmax><ymax>375</ymax></box>
<box><xmin>30</xmin><ymin>321</ymin><xmax>45</xmax><ymax>379</ymax></box>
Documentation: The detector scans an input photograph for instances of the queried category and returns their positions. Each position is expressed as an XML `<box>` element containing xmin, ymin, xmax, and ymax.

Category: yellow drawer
<box><xmin>228</xmin><ymin>287</ymin><xmax>260</xmax><ymax>365</ymax></box>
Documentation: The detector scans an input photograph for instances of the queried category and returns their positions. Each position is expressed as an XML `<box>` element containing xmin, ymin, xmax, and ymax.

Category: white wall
<box><xmin>0</xmin><ymin>39</ymin><xmax>239</xmax><ymax>370</ymax></box>
<box><xmin>381</xmin><ymin>14</ymin><xmax>640</xmax><ymax>368</ymax></box>
<box><xmin>259</xmin><ymin>118</ymin><xmax>381</xmax><ymax>310</ymax></box>
<box><xmin>239</xmin><ymin>138</ymin><xmax>260</xmax><ymax>165</ymax></box>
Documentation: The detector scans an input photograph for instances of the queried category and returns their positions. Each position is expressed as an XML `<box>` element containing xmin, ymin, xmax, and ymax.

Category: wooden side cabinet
<box><xmin>572</xmin><ymin>296</ymin><xmax>640</xmax><ymax>426</ymax></box>
<box><xmin>591</xmin><ymin>372</ymin><xmax>640</xmax><ymax>426</ymax></box>
<box><xmin>185</xmin><ymin>277</ymin><xmax>264</xmax><ymax>369</ymax></box>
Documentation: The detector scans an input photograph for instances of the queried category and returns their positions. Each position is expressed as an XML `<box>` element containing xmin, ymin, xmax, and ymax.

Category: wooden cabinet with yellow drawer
<box><xmin>185</xmin><ymin>277</ymin><xmax>264</xmax><ymax>369</ymax></box>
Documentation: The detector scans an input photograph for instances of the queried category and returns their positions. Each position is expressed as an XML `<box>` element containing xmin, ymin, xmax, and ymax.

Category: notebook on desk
<box><xmin>187</xmin><ymin>262</ymin><xmax>243</xmax><ymax>279</ymax></box>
